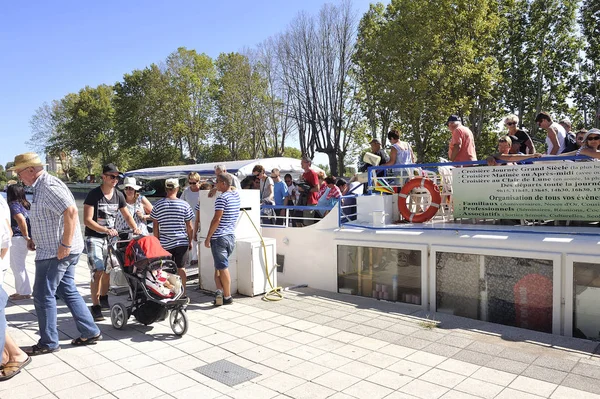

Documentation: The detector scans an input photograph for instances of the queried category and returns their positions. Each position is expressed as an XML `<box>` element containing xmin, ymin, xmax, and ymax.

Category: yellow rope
<box><xmin>241</xmin><ymin>209</ymin><xmax>283</xmax><ymax>301</ymax></box>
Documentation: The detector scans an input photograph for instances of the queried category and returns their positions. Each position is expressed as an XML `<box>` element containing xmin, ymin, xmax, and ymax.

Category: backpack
<box><xmin>562</xmin><ymin>132</ymin><xmax>578</xmax><ymax>153</ymax></box>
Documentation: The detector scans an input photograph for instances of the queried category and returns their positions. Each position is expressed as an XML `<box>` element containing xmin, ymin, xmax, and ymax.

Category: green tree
<box><xmin>114</xmin><ymin>64</ymin><xmax>182</xmax><ymax>169</ymax></box>
<box><xmin>282</xmin><ymin>146</ymin><xmax>302</xmax><ymax>159</ymax></box>
<box><xmin>215</xmin><ymin>52</ymin><xmax>269</xmax><ymax>160</ymax></box>
<box><xmin>28</xmin><ymin>97</ymin><xmax>78</xmax><ymax>180</ymax></box>
<box><xmin>577</xmin><ymin>0</ymin><xmax>600</xmax><ymax>128</ymax></box>
<box><xmin>354</xmin><ymin>0</ymin><xmax>500</xmax><ymax>163</ymax></box>
<box><xmin>353</xmin><ymin>3</ymin><xmax>397</xmax><ymax>143</ymax></box>
<box><xmin>62</xmin><ymin>85</ymin><xmax>118</xmax><ymax>166</ymax></box>
<box><xmin>166</xmin><ymin>47</ymin><xmax>217</xmax><ymax>160</ymax></box>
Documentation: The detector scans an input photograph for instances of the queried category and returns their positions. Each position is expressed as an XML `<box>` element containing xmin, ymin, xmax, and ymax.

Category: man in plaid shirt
<box><xmin>10</xmin><ymin>153</ymin><xmax>101</xmax><ymax>356</ymax></box>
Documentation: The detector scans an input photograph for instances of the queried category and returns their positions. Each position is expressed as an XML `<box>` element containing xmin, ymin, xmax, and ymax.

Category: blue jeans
<box><xmin>0</xmin><ymin>286</ymin><xmax>7</xmax><ymax>354</ymax></box>
<box><xmin>210</xmin><ymin>234</ymin><xmax>235</xmax><ymax>270</ymax></box>
<box><xmin>33</xmin><ymin>253</ymin><xmax>100</xmax><ymax>349</ymax></box>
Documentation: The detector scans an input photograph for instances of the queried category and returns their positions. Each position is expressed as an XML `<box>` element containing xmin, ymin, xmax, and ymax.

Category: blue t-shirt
<box><xmin>273</xmin><ymin>181</ymin><xmax>289</xmax><ymax>206</ymax></box>
<box><xmin>9</xmin><ymin>202</ymin><xmax>30</xmax><ymax>237</ymax></box>
<box><xmin>213</xmin><ymin>191</ymin><xmax>241</xmax><ymax>238</ymax></box>
<box><xmin>149</xmin><ymin>198</ymin><xmax>194</xmax><ymax>250</ymax></box>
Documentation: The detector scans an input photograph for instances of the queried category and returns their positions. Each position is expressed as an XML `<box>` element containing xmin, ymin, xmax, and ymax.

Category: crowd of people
<box><xmin>360</xmin><ymin>113</ymin><xmax>600</xmax><ymax>178</ymax></box>
<box><xmin>2</xmin><ymin>117</ymin><xmax>598</xmax><ymax>380</ymax></box>
<box><xmin>0</xmin><ymin>154</ymin><xmax>246</xmax><ymax>381</ymax></box>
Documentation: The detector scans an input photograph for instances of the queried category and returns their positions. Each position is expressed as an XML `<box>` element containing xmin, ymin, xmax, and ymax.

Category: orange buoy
<box><xmin>398</xmin><ymin>178</ymin><xmax>441</xmax><ymax>223</ymax></box>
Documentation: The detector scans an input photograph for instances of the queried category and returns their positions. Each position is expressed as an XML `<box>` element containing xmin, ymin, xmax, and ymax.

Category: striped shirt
<box><xmin>150</xmin><ymin>198</ymin><xmax>194</xmax><ymax>250</ymax></box>
<box><xmin>30</xmin><ymin>172</ymin><xmax>84</xmax><ymax>260</ymax></box>
<box><xmin>213</xmin><ymin>190</ymin><xmax>241</xmax><ymax>238</ymax></box>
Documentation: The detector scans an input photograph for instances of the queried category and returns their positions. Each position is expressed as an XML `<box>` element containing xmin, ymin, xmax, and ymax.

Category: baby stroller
<box><xmin>107</xmin><ymin>234</ymin><xmax>190</xmax><ymax>336</ymax></box>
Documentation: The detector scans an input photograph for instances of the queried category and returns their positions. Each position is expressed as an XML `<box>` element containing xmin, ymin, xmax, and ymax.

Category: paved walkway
<box><xmin>3</xmin><ymin>253</ymin><xmax>600</xmax><ymax>399</ymax></box>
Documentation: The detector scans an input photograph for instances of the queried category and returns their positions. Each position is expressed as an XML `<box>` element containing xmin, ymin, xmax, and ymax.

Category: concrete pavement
<box><xmin>2</xmin><ymin>252</ymin><xmax>600</xmax><ymax>399</ymax></box>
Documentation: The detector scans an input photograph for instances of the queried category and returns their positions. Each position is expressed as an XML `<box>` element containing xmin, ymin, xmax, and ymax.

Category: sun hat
<box><xmin>118</xmin><ymin>176</ymin><xmax>141</xmax><ymax>191</ymax></box>
<box><xmin>8</xmin><ymin>152</ymin><xmax>47</xmax><ymax>171</ymax></box>
<box><xmin>165</xmin><ymin>178</ymin><xmax>180</xmax><ymax>189</ymax></box>
<box><xmin>582</xmin><ymin>128</ymin><xmax>600</xmax><ymax>143</ymax></box>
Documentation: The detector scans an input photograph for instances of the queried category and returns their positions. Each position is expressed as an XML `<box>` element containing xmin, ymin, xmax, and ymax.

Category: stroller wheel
<box><xmin>111</xmin><ymin>303</ymin><xmax>129</xmax><ymax>330</ymax></box>
<box><xmin>170</xmin><ymin>309</ymin><xmax>188</xmax><ymax>336</ymax></box>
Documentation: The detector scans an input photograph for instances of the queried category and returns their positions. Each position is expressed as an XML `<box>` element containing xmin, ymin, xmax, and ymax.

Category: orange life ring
<box><xmin>398</xmin><ymin>178</ymin><xmax>441</xmax><ymax>223</ymax></box>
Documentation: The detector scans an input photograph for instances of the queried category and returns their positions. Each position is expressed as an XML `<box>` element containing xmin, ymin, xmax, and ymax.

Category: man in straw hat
<box><xmin>10</xmin><ymin>152</ymin><xmax>102</xmax><ymax>355</ymax></box>
<box><xmin>83</xmin><ymin>163</ymin><xmax>140</xmax><ymax>321</ymax></box>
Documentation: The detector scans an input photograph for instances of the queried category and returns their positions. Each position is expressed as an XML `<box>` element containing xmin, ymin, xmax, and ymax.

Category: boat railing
<box><xmin>260</xmin><ymin>204</ymin><xmax>335</xmax><ymax>227</ymax></box>
<box><xmin>344</xmin><ymin>154</ymin><xmax>599</xmax><ymax>227</ymax></box>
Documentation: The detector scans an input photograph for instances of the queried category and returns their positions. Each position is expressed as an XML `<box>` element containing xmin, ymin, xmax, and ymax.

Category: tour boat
<box><xmin>126</xmin><ymin>156</ymin><xmax>600</xmax><ymax>341</ymax></box>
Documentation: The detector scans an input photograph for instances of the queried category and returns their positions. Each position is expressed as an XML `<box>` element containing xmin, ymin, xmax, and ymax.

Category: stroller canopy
<box><xmin>125</xmin><ymin>236</ymin><xmax>172</xmax><ymax>269</ymax></box>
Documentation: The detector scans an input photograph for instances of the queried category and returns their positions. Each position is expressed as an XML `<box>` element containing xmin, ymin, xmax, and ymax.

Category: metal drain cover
<box><xmin>194</xmin><ymin>359</ymin><xmax>261</xmax><ymax>386</ymax></box>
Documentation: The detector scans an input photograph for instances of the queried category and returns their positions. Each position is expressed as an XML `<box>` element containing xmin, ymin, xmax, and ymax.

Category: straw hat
<box><xmin>8</xmin><ymin>152</ymin><xmax>47</xmax><ymax>171</ymax></box>
<box><xmin>118</xmin><ymin>176</ymin><xmax>142</xmax><ymax>191</ymax></box>
<box><xmin>6</xmin><ymin>180</ymin><xmax>17</xmax><ymax>186</ymax></box>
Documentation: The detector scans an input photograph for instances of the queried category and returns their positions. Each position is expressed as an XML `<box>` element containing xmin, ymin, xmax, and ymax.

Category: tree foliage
<box><xmin>26</xmin><ymin>0</ymin><xmax>592</xmax><ymax>177</ymax></box>
<box><xmin>354</xmin><ymin>0</ymin><xmax>500</xmax><ymax>163</ymax></box>
<box><xmin>577</xmin><ymin>0</ymin><xmax>600</xmax><ymax>128</ymax></box>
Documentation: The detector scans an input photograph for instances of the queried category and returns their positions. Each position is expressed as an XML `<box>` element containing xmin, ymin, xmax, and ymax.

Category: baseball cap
<box><xmin>165</xmin><ymin>178</ymin><xmax>180</xmax><ymax>189</ymax></box>
<box><xmin>102</xmin><ymin>163</ymin><xmax>121</xmax><ymax>175</ymax></box>
<box><xmin>446</xmin><ymin>115</ymin><xmax>460</xmax><ymax>125</ymax></box>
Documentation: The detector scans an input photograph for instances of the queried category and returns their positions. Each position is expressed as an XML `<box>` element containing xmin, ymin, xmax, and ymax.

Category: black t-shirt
<box><xmin>84</xmin><ymin>186</ymin><xmax>126</xmax><ymax>238</ymax></box>
<box><xmin>360</xmin><ymin>149</ymin><xmax>391</xmax><ymax>176</ymax></box>
<box><xmin>515</xmin><ymin>129</ymin><xmax>532</xmax><ymax>154</ymax></box>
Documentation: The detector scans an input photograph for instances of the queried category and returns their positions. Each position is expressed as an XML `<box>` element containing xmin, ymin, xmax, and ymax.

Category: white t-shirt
<box><xmin>546</xmin><ymin>122</ymin><xmax>566</xmax><ymax>155</ymax></box>
<box><xmin>180</xmin><ymin>187</ymin><xmax>200</xmax><ymax>219</ymax></box>
<box><xmin>0</xmin><ymin>196</ymin><xmax>12</xmax><ymax>273</ymax></box>
<box><xmin>0</xmin><ymin>196</ymin><xmax>11</xmax><ymax>250</ymax></box>
<box><xmin>259</xmin><ymin>177</ymin><xmax>274</xmax><ymax>202</ymax></box>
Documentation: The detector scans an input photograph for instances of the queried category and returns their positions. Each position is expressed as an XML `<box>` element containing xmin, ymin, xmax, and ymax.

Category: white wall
<box><xmin>262</xmin><ymin>204</ymin><xmax>340</xmax><ymax>292</ymax></box>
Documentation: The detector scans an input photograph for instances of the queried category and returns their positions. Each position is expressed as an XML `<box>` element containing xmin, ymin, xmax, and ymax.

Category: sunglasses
<box><xmin>498</xmin><ymin>139</ymin><xmax>508</xmax><ymax>143</ymax></box>
<box><xmin>17</xmin><ymin>167</ymin><xmax>31</xmax><ymax>177</ymax></box>
<box><xmin>189</xmin><ymin>181</ymin><xmax>198</xmax><ymax>185</ymax></box>
<box><xmin>124</xmin><ymin>187</ymin><xmax>135</xmax><ymax>191</ymax></box>
<box><xmin>104</xmin><ymin>174</ymin><xmax>119</xmax><ymax>180</ymax></box>
<box><xmin>505</xmin><ymin>122</ymin><xmax>516</xmax><ymax>126</ymax></box>
<box><xmin>587</xmin><ymin>136</ymin><xmax>600</xmax><ymax>141</ymax></box>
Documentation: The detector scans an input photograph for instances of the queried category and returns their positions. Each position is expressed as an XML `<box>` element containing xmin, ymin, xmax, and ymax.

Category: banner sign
<box><xmin>452</xmin><ymin>162</ymin><xmax>600</xmax><ymax>220</ymax></box>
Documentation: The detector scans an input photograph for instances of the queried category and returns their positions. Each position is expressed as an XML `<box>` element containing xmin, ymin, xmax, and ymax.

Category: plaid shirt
<box><xmin>30</xmin><ymin>172</ymin><xmax>84</xmax><ymax>260</ymax></box>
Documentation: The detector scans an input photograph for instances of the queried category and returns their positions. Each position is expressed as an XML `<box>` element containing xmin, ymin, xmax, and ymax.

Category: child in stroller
<box><xmin>108</xmin><ymin>234</ymin><xmax>189</xmax><ymax>336</ymax></box>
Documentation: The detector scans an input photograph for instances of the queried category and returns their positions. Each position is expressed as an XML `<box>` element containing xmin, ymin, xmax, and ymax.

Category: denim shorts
<box><xmin>85</xmin><ymin>236</ymin><xmax>107</xmax><ymax>281</ymax></box>
<box><xmin>210</xmin><ymin>234</ymin><xmax>235</xmax><ymax>270</ymax></box>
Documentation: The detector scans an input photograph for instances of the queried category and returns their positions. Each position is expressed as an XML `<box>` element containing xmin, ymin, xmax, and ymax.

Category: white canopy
<box><xmin>123</xmin><ymin>157</ymin><xmax>326</xmax><ymax>180</ymax></box>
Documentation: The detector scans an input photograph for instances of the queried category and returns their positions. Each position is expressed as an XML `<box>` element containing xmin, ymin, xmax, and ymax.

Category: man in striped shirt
<box><xmin>204</xmin><ymin>173</ymin><xmax>241</xmax><ymax>306</ymax></box>
<box><xmin>150</xmin><ymin>178</ymin><xmax>194</xmax><ymax>294</ymax></box>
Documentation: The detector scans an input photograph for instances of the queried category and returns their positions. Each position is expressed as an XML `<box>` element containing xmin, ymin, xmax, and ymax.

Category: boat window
<box><xmin>337</xmin><ymin>245</ymin><xmax>421</xmax><ymax>305</ymax></box>
<box><xmin>436</xmin><ymin>252</ymin><xmax>554</xmax><ymax>333</ymax></box>
<box><xmin>573</xmin><ymin>262</ymin><xmax>600</xmax><ymax>341</ymax></box>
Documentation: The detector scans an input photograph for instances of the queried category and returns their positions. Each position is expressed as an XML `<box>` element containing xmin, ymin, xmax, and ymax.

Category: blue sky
<box><xmin>0</xmin><ymin>0</ymin><xmax>373</xmax><ymax>170</ymax></box>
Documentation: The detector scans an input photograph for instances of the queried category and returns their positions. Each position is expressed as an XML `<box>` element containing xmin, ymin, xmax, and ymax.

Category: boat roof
<box><xmin>123</xmin><ymin>157</ymin><xmax>326</xmax><ymax>180</ymax></box>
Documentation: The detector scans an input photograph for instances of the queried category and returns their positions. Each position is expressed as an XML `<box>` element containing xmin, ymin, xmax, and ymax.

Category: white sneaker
<box><xmin>214</xmin><ymin>290</ymin><xmax>223</xmax><ymax>306</ymax></box>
